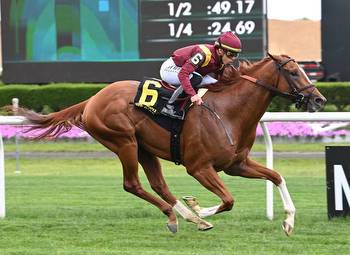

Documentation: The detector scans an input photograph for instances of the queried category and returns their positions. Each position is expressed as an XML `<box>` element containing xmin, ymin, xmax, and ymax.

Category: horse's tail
<box><xmin>4</xmin><ymin>100</ymin><xmax>89</xmax><ymax>139</ymax></box>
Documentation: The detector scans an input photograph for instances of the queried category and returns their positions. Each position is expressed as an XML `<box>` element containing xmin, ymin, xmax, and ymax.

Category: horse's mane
<box><xmin>206</xmin><ymin>56</ymin><xmax>271</xmax><ymax>92</ymax></box>
<box><xmin>239</xmin><ymin>57</ymin><xmax>271</xmax><ymax>75</ymax></box>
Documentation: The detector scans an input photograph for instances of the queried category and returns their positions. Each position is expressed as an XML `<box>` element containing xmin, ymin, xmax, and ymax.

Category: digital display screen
<box><xmin>1</xmin><ymin>0</ymin><xmax>267</xmax><ymax>83</ymax></box>
<box><xmin>139</xmin><ymin>0</ymin><xmax>265</xmax><ymax>59</ymax></box>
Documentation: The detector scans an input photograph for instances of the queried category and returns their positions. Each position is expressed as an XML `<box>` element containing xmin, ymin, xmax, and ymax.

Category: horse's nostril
<box><xmin>314</xmin><ymin>97</ymin><xmax>326</xmax><ymax>105</ymax></box>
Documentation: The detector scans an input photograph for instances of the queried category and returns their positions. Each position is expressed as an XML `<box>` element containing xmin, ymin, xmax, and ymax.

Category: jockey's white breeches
<box><xmin>160</xmin><ymin>58</ymin><xmax>217</xmax><ymax>87</ymax></box>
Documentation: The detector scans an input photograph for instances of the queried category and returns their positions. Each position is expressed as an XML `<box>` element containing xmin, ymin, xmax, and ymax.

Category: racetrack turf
<box><xmin>0</xmin><ymin>157</ymin><xmax>349</xmax><ymax>255</ymax></box>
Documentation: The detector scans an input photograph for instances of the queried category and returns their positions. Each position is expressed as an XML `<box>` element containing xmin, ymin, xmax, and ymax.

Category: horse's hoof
<box><xmin>182</xmin><ymin>196</ymin><xmax>201</xmax><ymax>213</ymax></box>
<box><xmin>167</xmin><ymin>223</ymin><xmax>178</xmax><ymax>234</ymax></box>
<box><xmin>282</xmin><ymin>220</ymin><xmax>294</xmax><ymax>236</ymax></box>
<box><xmin>197</xmin><ymin>220</ymin><xmax>214</xmax><ymax>231</ymax></box>
<box><xmin>182</xmin><ymin>196</ymin><xmax>197</xmax><ymax>206</ymax></box>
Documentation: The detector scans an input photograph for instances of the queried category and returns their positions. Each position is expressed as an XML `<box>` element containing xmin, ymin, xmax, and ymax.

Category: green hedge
<box><xmin>316</xmin><ymin>82</ymin><xmax>350</xmax><ymax>111</ymax></box>
<box><xmin>0</xmin><ymin>82</ymin><xmax>349</xmax><ymax>113</ymax></box>
<box><xmin>266</xmin><ymin>82</ymin><xmax>350</xmax><ymax>112</ymax></box>
<box><xmin>0</xmin><ymin>83</ymin><xmax>106</xmax><ymax>113</ymax></box>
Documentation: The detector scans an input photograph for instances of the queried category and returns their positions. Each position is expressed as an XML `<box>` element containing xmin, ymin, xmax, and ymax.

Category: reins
<box><xmin>239</xmin><ymin>57</ymin><xmax>315</xmax><ymax>109</ymax></box>
<box><xmin>240</xmin><ymin>75</ymin><xmax>295</xmax><ymax>100</ymax></box>
<box><xmin>199</xmin><ymin>56</ymin><xmax>317</xmax><ymax>147</ymax></box>
<box><xmin>197</xmin><ymin>56</ymin><xmax>311</xmax><ymax>147</ymax></box>
<box><xmin>201</xmin><ymin>103</ymin><xmax>234</xmax><ymax>146</ymax></box>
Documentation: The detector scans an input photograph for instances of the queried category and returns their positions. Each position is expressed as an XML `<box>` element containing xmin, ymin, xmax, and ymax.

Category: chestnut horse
<box><xmin>11</xmin><ymin>54</ymin><xmax>326</xmax><ymax>236</ymax></box>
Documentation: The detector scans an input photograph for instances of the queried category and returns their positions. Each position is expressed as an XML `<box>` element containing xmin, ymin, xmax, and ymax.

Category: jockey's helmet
<box><xmin>214</xmin><ymin>31</ymin><xmax>242</xmax><ymax>53</ymax></box>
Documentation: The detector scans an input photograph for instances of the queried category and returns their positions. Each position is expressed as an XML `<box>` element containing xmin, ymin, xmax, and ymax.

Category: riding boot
<box><xmin>161</xmin><ymin>86</ymin><xmax>184</xmax><ymax>119</ymax></box>
<box><xmin>161</xmin><ymin>73</ymin><xmax>202</xmax><ymax>119</ymax></box>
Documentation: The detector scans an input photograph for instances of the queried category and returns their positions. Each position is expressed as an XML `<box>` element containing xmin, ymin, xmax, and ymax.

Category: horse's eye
<box><xmin>290</xmin><ymin>71</ymin><xmax>298</xmax><ymax>77</ymax></box>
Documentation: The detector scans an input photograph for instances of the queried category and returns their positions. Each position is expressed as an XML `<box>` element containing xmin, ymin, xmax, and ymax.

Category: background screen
<box><xmin>4</xmin><ymin>0</ymin><xmax>139</xmax><ymax>62</ymax></box>
<box><xmin>1</xmin><ymin>0</ymin><xmax>267</xmax><ymax>83</ymax></box>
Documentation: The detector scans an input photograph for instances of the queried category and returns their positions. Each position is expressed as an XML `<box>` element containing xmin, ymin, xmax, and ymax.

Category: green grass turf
<box><xmin>0</xmin><ymin>157</ymin><xmax>349</xmax><ymax>254</ymax></box>
<box><xmin>4</xmin><ymin>140</ymin><xmax>106</xmax><ymax>153</ymax></box>
<box><xmin>3</xmin><ymin>140</ymin><xmax>350</xmax><ymax>152</ymax></box>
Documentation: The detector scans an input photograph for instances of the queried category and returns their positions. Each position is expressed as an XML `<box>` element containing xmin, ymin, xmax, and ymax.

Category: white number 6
<box><xmin>191</xmin><ymin>53</ymin><xmax>204</xmax><ymax>65</ymax></box>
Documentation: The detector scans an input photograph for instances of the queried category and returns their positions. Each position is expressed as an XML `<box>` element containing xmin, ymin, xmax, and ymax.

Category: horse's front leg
<box><xmin>224</xmin><ymin>158</ymin><xmax>296</xmax><ymax>236</ymax></box>
<box><xmin>186</xmin><ymin>165</ymin><xmax>235</xmax><ymax>218</ymax></box>
<box><xmin>277</xmin><ymin>176</ymin><xmax>296</xmax><ymax>236</ymax></box>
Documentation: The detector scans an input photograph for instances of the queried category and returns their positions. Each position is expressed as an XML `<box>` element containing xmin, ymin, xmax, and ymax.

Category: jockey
<box><xmin>160</xmin><ymin>31</ymin><xmax>242</xmax><ymax>119</ymax></box>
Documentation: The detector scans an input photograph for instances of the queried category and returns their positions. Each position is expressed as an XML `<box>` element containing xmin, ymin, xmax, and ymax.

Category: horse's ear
<box><xmin>267</xmin><ymin>52</ymin><xmax>276</xmax><ymax>60</ymax></box>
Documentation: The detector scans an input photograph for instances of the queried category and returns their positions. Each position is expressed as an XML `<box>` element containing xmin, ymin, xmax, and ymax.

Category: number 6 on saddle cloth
<box><xmin>134</xmin><ymin>75</ymin><xmax>202</xmax><ymax>119</ymax></box>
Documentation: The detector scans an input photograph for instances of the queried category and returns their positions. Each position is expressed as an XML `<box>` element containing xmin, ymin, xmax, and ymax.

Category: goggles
<box><xmin>225</xmin><ymin>50</ymin><xmax>239</xmax><ymax>58</ymax></box>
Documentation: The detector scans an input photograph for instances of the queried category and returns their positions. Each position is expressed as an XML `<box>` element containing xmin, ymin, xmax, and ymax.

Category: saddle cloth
<box><xmin>134</xmin><ymin>77</ymin><xmax>208</xmax><ymax>165</ymax></box>
<box><xmin>134</xmin><ymin>77</ymin><xmax>189</xmax><ymax>116</ymax></box>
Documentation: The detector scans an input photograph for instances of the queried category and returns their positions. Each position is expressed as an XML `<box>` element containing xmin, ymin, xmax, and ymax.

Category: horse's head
<box><xmin>267</xmin><ymin>54</ymin><xmax>326</xmax><ymax>112</ymax></box>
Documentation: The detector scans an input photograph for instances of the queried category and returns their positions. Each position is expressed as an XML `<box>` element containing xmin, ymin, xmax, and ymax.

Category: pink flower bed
<box><xmin>0</xmin><ymin>122</ymin><xmax>349</xmax><ymax>139</ymax></box>
<box><xmin>256</xmin><ymin>122</ymin><xmax>350</xmax><ymax>138</ymax></box>
<box><xmin>0</xmin><ymin>125</ymin><xmax>90</xmax><ymax>139</ymax></box>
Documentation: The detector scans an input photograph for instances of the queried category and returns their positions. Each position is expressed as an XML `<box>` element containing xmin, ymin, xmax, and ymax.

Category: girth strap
<box><xmin>170</xmin><ymin>119</ymin><xmax>183</xmax><ymax>165</ymax></box>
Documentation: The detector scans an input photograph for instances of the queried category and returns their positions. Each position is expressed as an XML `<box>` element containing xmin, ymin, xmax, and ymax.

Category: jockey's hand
<box><xmin>191</xmin><ymin>94</ymin><xmax>203</xmax><ymax>106</ymax></box>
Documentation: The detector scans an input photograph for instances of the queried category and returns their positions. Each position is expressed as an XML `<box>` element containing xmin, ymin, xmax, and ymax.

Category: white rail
<box><xmin>0</xmin><ymin>129</ymin><xmax>4</xmax><ymax>218</ymax></box>
<box><xmin>0</xmin><ymin>116</ymin><xmax>29</xmax><ymax>125</ymax></box>
<box><xmin>261</xmin><ymin>112</ymin><xmax>350</xmax><ymax>122</ymax></box>
<box><xmin>1</xmin><ymin>113</ymin><xmax>350</xmax><ymax>219</ymax></box>
<box><xmin>260</xmin><ymin>112</ymin><xmax>350</xmax><ymax>220</ymax></box>
<box><xmin>0</xmin><ymin>116</ymin><xmax>28</xmax><ymax>218</ymax></box>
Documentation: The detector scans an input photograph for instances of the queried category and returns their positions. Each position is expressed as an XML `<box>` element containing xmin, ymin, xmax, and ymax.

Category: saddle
<box><xmin>134</xmin><ymin>77</ymin><xmax>190</xmax><ymax>118</ymax></box>
<box><xmin>134</xmin><ymin>78</ymin><xmax>190</xmax><ymax>165</ymax></box>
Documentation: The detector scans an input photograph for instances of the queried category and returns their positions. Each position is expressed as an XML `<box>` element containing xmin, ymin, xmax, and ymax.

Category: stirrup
<box><xmin>161</xmin><ymin>106</ymin><xmax>184</xmax><ymax>120</ymax></box>
<box><xmin>163</xmin><ymin>104</ymin><xmax>174</xmax><ymax>110</ymax></box>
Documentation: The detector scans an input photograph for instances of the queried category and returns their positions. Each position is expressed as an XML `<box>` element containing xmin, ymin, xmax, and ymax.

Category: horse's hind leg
<box><xmin>224</xmin><ymin>158</ymin><xmax>296</xmax><ymax>236</ymax></box>
<box><xmin>93</xmin><ymin>135</ymin><xmax>179</xmax><ymax>233</ymax></box>
<box><xmin>138</xmin><ymin>148</ymin><xmax>177</xmax><ymax>205</ymax></box>
<box><xmin>138</xmin><ymin>148</ymin><xmax>213</xmax><ymax>231</ymax></box>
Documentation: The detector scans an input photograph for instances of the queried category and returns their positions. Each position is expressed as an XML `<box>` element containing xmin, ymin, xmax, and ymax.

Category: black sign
<box><xmin>322</xmin><ymin>0</ymin><xmax>350</xmax><ymax>81</ymax></box>
<box><xmin>325</xmin><ymin>146</ymin><xmax>350</xmax><ymax>219</ymax></box>
<box><xmin>139</xmin><ymin>0</ymin><xmax>266</xmax><ymax>60</ymax></box>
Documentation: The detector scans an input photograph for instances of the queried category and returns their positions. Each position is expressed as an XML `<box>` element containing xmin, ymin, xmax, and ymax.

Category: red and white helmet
<box><xmin>214</xmin><ymin>31</ymin><xmax>242</xmax><ymax>53</ymax></box>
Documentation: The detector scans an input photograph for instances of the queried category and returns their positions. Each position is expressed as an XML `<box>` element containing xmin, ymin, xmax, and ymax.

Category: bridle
<box><xmin>239</xmin><ymin>55</ymin><xmax>316</xmax><ymax>109</ymax></box>
<box><xmin>202</xmin><ymin>55</ymin><xmax>316</xmax><ymax>146</ymax></box>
